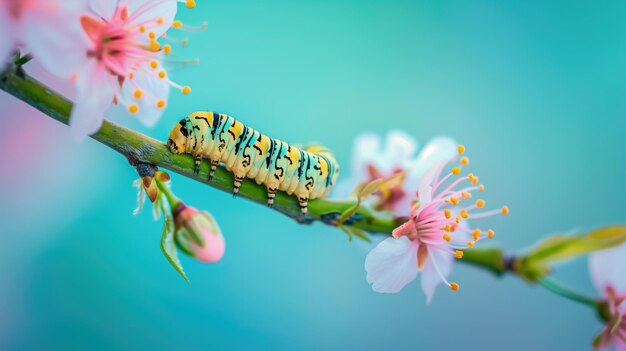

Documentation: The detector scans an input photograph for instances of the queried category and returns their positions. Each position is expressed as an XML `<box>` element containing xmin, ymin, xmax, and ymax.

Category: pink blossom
<box><xmin>334</xmin><ymin>132</ymin><xmax>457</xmax><ymax>216</ymax></box>
<box><xmin>589</xmin><ymin>244</ymin><xmax>626</xmax><ymax>350</ymax></box>
<box><xmin>365</xmin><ymin>145</ymin><xmax>509</xmax><ymax>302</ymax></box>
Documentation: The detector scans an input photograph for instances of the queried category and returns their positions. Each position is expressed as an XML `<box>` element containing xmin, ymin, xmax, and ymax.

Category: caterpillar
<box><xmin>167</xmin><ymin>111</ymin><xmax>340</xmax><ymax>215</ymax></box>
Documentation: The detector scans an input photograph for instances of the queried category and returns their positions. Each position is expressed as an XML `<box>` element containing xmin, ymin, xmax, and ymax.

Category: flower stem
<box><xmin>538</xmin><ymin>277</ymin><xmax>598</xmax><ymax>308</ymax></box>
<box><xmin>156</xmin><ymin>180</ymin><xmax>181</xmax><ymax>210</ymax></box>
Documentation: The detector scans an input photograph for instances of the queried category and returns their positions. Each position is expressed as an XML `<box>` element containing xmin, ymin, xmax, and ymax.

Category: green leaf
<box><xmin>516</xmin><ymin>226</ymin><xmax>626</xmax><ymax>281</ymax></box>
<box><xmin>160</xmin><ymin>213</ymin><xmax>190</xmax><ymax>284</ymax></box>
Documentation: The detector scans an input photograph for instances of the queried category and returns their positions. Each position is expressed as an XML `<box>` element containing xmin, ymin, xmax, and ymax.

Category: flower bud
<box><xmin>173</xmin><ymin>203</ymin><xmax>224</xmax><ymax>263</ymax></box>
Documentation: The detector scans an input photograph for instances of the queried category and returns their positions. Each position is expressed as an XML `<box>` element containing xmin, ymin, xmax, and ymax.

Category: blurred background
<box><xmin>1</xmin><ymin>0</ymin><xmax>626</xmax><ymax>349</ymax></box>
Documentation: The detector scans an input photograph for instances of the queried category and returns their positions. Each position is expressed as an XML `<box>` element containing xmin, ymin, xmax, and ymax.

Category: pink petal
<box><xmin>22</xmin><ymin>2</ymin><xmax>89</xmax><ymax>78</ymax></box>
<box><xmin>365</xmin><ymin>236</ymin><xmax>418</xmax><ymax>293</ymax></box>
<box><xmin>89</xmin><ymin>0</ymin><xmax>117</xmax><ymax>19</ymax></box>
<box><xmin>420</xmin><ymin>246</ymin><xmax>453</xmax><ymax>303</ymax></box>
<box><xmin>69</xmin><ymin>61</ymin><xmax>116</xmax><ymax>140</ymax></box>
<box><xmin>128</xmin><ymin>0</ymin><xmax>177</xmax><ymax>37</ymax></box>
<box><xmin>395</xmin><ymin>137</ymin><xmax>457</xmax><ymax>216</ymax></box>
<box><xmin>120</xmin><ymin>67</ymin><xmax>170</xmax><ymax>127</ymax></box>
<box><xmin>589</xmin><ymin>243</ymin><xmax>626</xmax><ymax>296</ymax></box>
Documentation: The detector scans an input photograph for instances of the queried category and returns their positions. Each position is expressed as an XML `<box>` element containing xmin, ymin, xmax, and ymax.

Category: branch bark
<box><xmin>0</xmin><ymin>64</ymin><xmax>510</xmax><ymax>276</ymax></box>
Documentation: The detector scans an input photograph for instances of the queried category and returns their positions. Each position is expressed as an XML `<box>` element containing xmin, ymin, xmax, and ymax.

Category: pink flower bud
<box><xmin>173</xmin><ymin>204</ymin><xmax>225</xmax><ymax>263</ymax></box>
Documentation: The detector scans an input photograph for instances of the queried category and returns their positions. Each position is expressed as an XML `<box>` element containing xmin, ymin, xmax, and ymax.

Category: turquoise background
<box><xmin>1</xmin><ymin>0</ymin><xmax>626</xmax><ymax>349</ymax></box>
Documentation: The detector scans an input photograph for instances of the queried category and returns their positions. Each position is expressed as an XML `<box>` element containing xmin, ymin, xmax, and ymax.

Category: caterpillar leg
<box><xmin>208</xmin><ymin>160</ymin><xmax>219</xmax><ymax>181</ymax></box>
<box><xmin>194</xmin><ymin>155</ymin><xmax>202</xmax><ymax>175</ymax></box>
<box><xmin>233</xmin><ymin>176</ymin><xmax>244</xmax><ymax>196</ymax></box>
<box><xmin>298</xmin><ymin>197</ymin><xmax>308</xmax><ymax>216</ymax></box>
<box><xmin>267</xmin><ymin>188</ymin><xmax>277</xmax><ymax>207</ymax></box>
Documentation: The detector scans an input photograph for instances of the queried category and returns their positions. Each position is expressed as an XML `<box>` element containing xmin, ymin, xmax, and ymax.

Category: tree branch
<box><xmin>0</xmin><ymin>64</ymin><xmax>511</xmax><ymax>275</ymax></box>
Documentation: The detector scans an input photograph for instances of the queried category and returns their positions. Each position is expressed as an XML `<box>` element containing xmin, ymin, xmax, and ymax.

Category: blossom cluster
<box><xmin>0</xmin><ymin>0</ymin><xmax>204</xmax><ymax>139</ymax></box>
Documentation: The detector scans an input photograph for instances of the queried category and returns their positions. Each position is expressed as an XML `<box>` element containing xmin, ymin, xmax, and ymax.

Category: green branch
<box><xmin>0</xmin><ymin>64</ymin><xmax>510</xmax><ymax>275</ymax></box>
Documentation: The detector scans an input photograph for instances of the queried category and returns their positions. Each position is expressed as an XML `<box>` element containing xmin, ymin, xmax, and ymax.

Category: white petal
<box><xmin>69</xmin><ymin>62</ymin><xmax>116</xmax><ymax>140</ymax></box>
<box><xmin>22</xmin><ymin>4</ymin><xmax>89</xmax><ymax>79</ymax></box>
<box><xmin>365</xmin><ymin>236</ymin><xmax>418</xmax><ymax>293</ymax></box>
<box><xmin>589</xmin><ymin>243</ymin><xmax>626</xmax><ymax>295</ymax></box>
<box><xmin>405</xmin><ymin>137</ymin><xmax>457</xmax><ymax>194</ymax></box>
<box><xmin>121</xmin><ymin>68</ymin><xmax>170</xmax><ymax>127</ymax></box>
<box><xmin>128</xmin><ymin>0</ymin><xmax>178</xmax><ymax>37</ymax></box>
<box><xmin>89</xmin><ymin>0</ymin><xmax>117</xmax><ymax>19</ymax></box>
<box><xmin>420</xmin><ymin>246</ymin><xmax>453</xmax><ymax>303</ymax></box>
<box><xmin>381</xmin><ymin>130</ymin><xmax>418</xmax><ymax>170</ymax></box>
<box><xmin>350</xmin><ymin>133</ymin><xmax>381</xmax><ymax>181</ymax></box>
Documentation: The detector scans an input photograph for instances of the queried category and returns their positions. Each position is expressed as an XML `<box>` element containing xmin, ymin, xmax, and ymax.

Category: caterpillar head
<box><xmin>167</xmin><ymin>117</ymin><xmax>191</xmax><ymax>154</ymax></box>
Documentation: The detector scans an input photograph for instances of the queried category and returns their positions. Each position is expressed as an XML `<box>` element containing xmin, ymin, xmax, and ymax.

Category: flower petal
<box><xmin>589</xmin><ymin>243</ymin><xmax>626</xmax><ymax>296</ymax></box>
<box><xmin>381</xmin><ymin>130</ymin><xmax>418</xmax><ymax>170</ymax></box>
<box><xmin>89</xmin><ymin>0</ymin><xmax>117</xmax><ymax>19</ymax></box>
<box><xmin>69</xmin><ymin>61</ymin><xmax>116</xmax><ymax>140</ymax></box>
<box><xmin>121</xmin><ymin>67</ymin><xmax>170</xmax><ymax>127</ymax></box>
<box><xmin>128</xmin><ymin>0</ymin><xmax>178</xmax><ymax>37</ymax></box>
<box><xmin>365</xmin><ymin>236</ymin><xmax>418</xmax><ymax>293</ymax></box>
<box><xmin>21</xmin><ymin>0</ymin><xmax>88</xmax><ymax>78</ymax></box>
<box><xmin>420</xmin><ymin>246</ymin><xmax>453</xmax><ymax>303</ymax></box>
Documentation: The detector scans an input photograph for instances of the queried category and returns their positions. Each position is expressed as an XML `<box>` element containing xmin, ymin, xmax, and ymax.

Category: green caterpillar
<box><xmin>167</xmin><ymin>111</ymin><xmax>340</xmax><ymax>215</ymax></box>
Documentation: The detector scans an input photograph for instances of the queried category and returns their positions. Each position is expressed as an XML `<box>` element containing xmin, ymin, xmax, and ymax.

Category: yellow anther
<box><xmin>444</xmin><ymin>224</ymin><xmax>452</xmax><ymax>232</ymax></box>
<box><xmin>149</xmin><ymin>40</ymin><xmax>160</xmax><ymax>52</ymax></box>
<box><xmin>172</xmin><ymin>20</ymin><xmax>182</xmax><ymax>28</ymax></box>
<box><xmin>181</xmin><ymin>39</ymin><xmax>189</xmax><ymax>46</ymax></box>
<box><xmin>487</xmin><ymin>229</ymin><xmax>495</xmax><ymax>239</ymax></box>
<box><xmin>186</xmin><ymin>0</ymin><xmax>196</xmax><ymax>8</ymax></box>
<box><xmin>470</xmin><ymin>175</ymin><xmax>479</xmax><ymax>185</ymax></box>
<box><xmin>150</xmin><ymin>60</ymin><xmax>158</xmax><ymax>69</ymax></box>
<box><xmin>158</xmin><ymin>70</ymin><xmax>166</xmax><ymax>79</ymax></box>
<box><xmin>449</xmin><ymin>197</ymin><xmax>459</xmax><ymax>206</ymax></box>
<box><xmin>139</xmin><ymin>25</ymin><xmax>145</xmax><ymax>33</ymax></box>
<box><xmin>444</xmin><ymin>209</ymin><xmax>451</xmax><ymax>219</ymax></box>
<box><xmin>478</xmin><ymin>184</ymin><xmax>485</xmax><ymax>192</ymax></box>
<box><xmin>450</xmin><ymin>282</ymin><xmax>460</xmax><ymax>291</ymax></box>
<box><xmin>467</xmin><ymin>241</ymin><xmax>474</xmax><ymax>248</ymax></box>
<box><xmin>501</xmin><ymin>206</ymin><xmax>510</xmax><ymax>215</ymax></box>
<box><xmin>461</xmin><ymin>191</ymin><xmax>472</xmax><ymax>199</ymax></box>
<box><xmin>443</xmin><ymin>234</ymin><xmax>452</xmax><ymax>242</ymax></box>
<box><xmin>157</xmin><ymin>16</ymin><xmax>164</xmax><ymax>25</ymax></box>
<box><xmin>156</xmin><ymin>99</ymin><xmax>166</xmax><ymax>109</ymax></box>
<box><xmin>460</xmin><ymin>209</ymin><xmax>469</xmax><ymax>219</ymax></box>
<box><xmin>472</xmin><ymin>229</ymin><xmax>481</xmax><ymax>241</ymax></box>
<box><xmin>457</xmin><ymin>145</ymin><xmax>465</xmax><ymax>154</ymax></box>
<box><xmin>451</xmin><ymin>167</ymin><xmax>461</xmax><ymax>175</ymax></box>
<box><xmin>132</xmin><ymin>89</ymin><xmax>143</xmax><ymax>99</ymax></box>
<box><xmin>149</xmin><ymin>31</ymin><xmax>156</xmax><ymax>39</ymax></box>
<box><xmin>476</xmin><ymin>199</ymin><xmax>485</xmax><ymax>208</ymax></box>
<box><xmin>455</xmin><ymin>216</ymin><xmax>461</xmax><ymax>224</ymax></box>
<box><xmin>460</xmin><ymin>156</ymin><xmax>469</xmax><ymax>166</ymax></box>
<box><xmin>455</xmin><ymin>250</ymin><xmax>464</xmax><ymax>259</ymax></box>
<box><xmin>181</xmin><ymin>86</ymin><xmax>191</xmax><ymax>94</ymax></box>
<box><xmin>128</xmin><ymin>104</ymin><xmax>139</xmax><ymax>114</ymax></box>
<box><xmin>163</xmin><ymin>44</ymin><xmax>172</xmax><ymax>54</ymax></box>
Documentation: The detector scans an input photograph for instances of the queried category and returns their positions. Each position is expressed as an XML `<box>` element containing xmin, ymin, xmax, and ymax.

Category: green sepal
<box><xmin>160</xmin><ymin>213</ymin><xmax>190</xmax><ymax>284</ymax></box>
